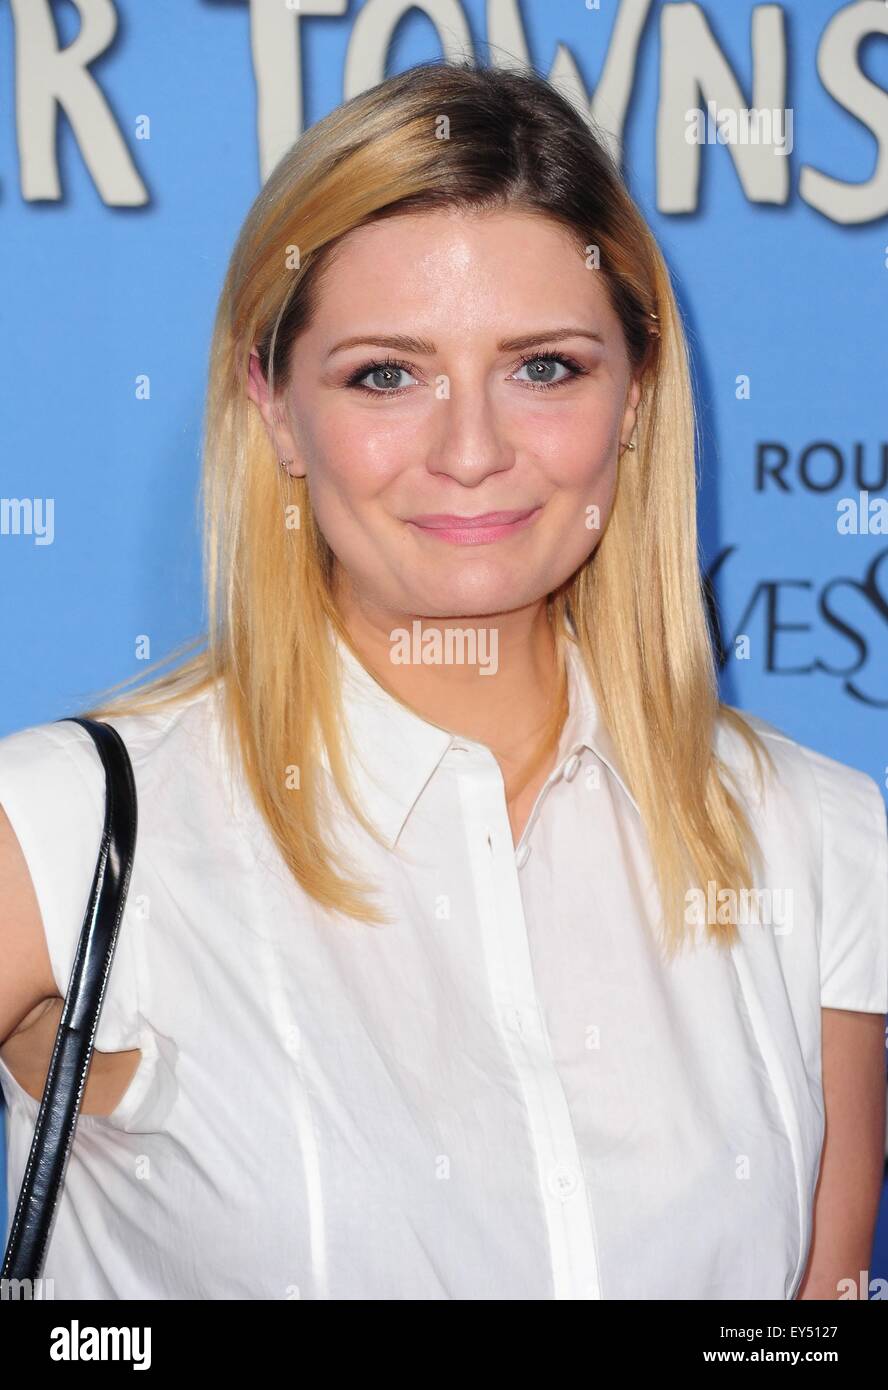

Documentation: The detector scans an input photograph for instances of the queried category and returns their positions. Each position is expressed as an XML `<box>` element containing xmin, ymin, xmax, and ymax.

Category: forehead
<box><xmin>308</xmin><ymin>208</ymin><xmax>619</xmax><ymax>336</ymax></box>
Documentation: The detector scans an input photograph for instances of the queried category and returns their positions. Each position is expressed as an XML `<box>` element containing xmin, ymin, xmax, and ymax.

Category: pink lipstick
<box><xmin>406</xmin><ymin>506</ymin><xmax>542</xmax><ymax>545</ymax></box>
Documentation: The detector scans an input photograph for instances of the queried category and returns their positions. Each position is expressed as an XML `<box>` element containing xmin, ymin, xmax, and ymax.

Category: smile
<box><xmin>405</xmin><ymin>506</ymin><xmax>542</xmax><ymax>546</ymax></box>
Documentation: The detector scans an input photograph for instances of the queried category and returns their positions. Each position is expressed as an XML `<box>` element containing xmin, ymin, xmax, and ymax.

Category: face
<box><xmin>247</xmin><ymin>208</ymin><xmax>641</xmax><ymax>623</ymax></box>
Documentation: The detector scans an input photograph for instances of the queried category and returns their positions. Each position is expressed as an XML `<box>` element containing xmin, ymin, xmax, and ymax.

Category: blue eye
<box><xmin>513</xmin><ymin>353</ymin><xmax>582</xmax><ymax>388</ymax></box>
<box><xmin>343</xmin><ymin>348</ymin><xmax>588</xmax><ymax>398</ymax></box>
<box><xmin>345</xmin><ymin>358</ymin><xmax>418</xmax><ymax>395</ymax></box>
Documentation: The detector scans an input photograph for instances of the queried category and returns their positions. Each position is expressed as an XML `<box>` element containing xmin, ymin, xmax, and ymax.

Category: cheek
<box><xmin>293</xmin><ymin>409</ymin><xmax>415</xmax><ymax>587</ymax></box>
<box><xmin>536</xmin><ymin>411</ymin><xmax>619</xmax><ymax>498</ymax></box>
<box><xmin>534</xmin><ymin>414</ymin><xmax>621</xmax><ymax>561</ymax></box>
<box><xmin>302</xmin><ymin>411</ymin><xmax>408</xmax><ymax>504</ymax></box>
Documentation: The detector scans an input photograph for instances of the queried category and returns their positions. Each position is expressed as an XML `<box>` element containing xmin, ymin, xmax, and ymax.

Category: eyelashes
<box><xmin>342</xmin><ymin>349</ymin><xmax>590</xmax><ymax>398</ymax></box>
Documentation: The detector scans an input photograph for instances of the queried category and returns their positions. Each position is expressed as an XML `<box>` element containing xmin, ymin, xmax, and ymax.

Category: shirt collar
<box><xmin>326</xmin><ymin>625</ymin><xmax>640</xmax><ymax>848</ymax></box>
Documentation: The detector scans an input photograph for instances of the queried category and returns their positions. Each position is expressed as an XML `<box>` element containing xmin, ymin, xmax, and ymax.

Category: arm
<box><xmin>795</xmin><ymin>1006</ymin><xmax>887</xmax><ymax>1299</ymax></box>
<box><xmin>0</xmin><ymin>803</ymin><xmax>58</xmax><ymax>1045</ymax></box>
<box><xmin>0</xmin><ymin>802</ymin><xmax>141</xmax><ymax>1114</ymax></box>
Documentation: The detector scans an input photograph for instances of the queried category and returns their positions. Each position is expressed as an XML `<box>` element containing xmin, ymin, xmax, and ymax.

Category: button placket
<box><xmin>512</xmin><ymin>749</ymin><xmax>582</xmax><ymax>868</ymax></box>
<box><xmin>452</xmin><ymin>751</ymin><xmax>602</xmax><ymax>1301</ymax></box>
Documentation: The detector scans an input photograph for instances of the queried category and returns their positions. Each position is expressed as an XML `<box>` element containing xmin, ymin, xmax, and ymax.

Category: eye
<box><xmin>512</xmin><ymin>351</ymin><xmax>586</xmax><ymax>390</ymax></box>
<box><xmin>342</xmin><ymin>348</ymin><xmax>588</xmax><ymax>398</ymax></box>
<box><xmin>344</xmin><ymin>357</ymin><xmax>419</xmax><ymax>396</ymax></box>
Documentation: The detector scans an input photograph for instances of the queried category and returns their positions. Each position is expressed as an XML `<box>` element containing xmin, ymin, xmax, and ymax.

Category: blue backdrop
<box><xmin>2</xmin><ymin>0</ymin><xmax>887</xmax><ymax>1292</ymax></box>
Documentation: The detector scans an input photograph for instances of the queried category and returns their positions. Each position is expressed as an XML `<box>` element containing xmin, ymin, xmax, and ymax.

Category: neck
<box><xmin>332</xmin><ymin>585</ymin><xmax>568</xmax><ymax>803</ymax></box>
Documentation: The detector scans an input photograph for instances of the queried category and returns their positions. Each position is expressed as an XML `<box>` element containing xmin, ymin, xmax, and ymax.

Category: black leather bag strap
<box><xmin>1</xmin><ymin>716</ymin><xmax>138</xmax><ymax>1285</ymax></box>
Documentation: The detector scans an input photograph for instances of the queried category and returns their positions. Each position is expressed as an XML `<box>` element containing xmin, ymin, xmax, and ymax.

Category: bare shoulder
<box><xmin>0</xmin><ymin>801</ymin><xmax>59</xmax><ymax>1045</ymax></box>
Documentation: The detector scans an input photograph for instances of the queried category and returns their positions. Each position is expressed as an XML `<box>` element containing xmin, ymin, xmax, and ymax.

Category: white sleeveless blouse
<box><xmin>1</xmin><ymin>632</ymin><xmax>886</xmax><ymax>1300</ymax></box>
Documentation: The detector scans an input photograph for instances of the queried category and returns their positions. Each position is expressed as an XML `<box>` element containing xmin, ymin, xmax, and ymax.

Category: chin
<box><xmin>396</xmin><ymin>582</ymin><xmax>544</xmax><ymax>621</ymax></box>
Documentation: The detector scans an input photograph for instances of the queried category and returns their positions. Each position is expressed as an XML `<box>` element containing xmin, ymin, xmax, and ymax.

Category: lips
<box><xmin>408</xmin><ymin>508</ymin><xmax>539</xmax><ymax>528</ymax></box>
<box><xmin>405</xmin><ymin>505</ymin><xmax>543</xmax><ymax>545</ymax></box>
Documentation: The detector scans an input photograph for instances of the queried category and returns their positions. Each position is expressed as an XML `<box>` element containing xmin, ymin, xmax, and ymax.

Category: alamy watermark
<box><xmin>49</xmin><ymin>1320</ymin><xmax>151</xmax><ymax>1369</ymax></box>
<box><xmin>836</xmin><ymin>490</ymin><xmax>888</xmax><ymax>534</ymax></box>
<box><xmin>685</xmin><ymin>100</ymin><xmax>793</xmax><ymax>155</ymax></box>
<box><xmin>389</xmin><ymin>621</ymin><xmax>498</xmax><ymax>675</ymax></box>
<box><xmin>1</xmin><ymin>497</ymin><xmax>54</xmax><ymax>544</ymax></box>
<box><xmin>1</xmin><ymin>1276</ymin><xmax>55</xmax><ymax>1299</ymax></box>
<box><xmin>685</xmin><ymin>881</ymin><xmax>793</xmax><ymax>932</ymax></box>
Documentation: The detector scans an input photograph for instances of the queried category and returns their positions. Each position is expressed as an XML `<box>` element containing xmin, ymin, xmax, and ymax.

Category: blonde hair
<box><xmin>80</xmin><ymin>59</ymin><xmax>772</xmax><ymax>954</ymax></box>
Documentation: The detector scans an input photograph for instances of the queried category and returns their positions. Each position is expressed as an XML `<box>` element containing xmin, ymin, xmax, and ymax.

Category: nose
<box><xmin>423</xmin><ymin>372</ymin><xmax>517</xmax><ymax>488</ymax></box>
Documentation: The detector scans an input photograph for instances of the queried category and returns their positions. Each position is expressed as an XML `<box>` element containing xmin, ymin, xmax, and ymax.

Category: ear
<box><xmin>246</xmin><ymin>348</ymin><xmax>305</xmax><ymax>478</ymax></box>
<box><xmin>618</xmin><ymin>376</ymin><xmax>643</xmax><ymax>452</ymax></box>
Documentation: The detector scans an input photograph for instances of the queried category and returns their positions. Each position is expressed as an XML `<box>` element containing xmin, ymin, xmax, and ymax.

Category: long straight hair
<box><xmin>80</xmin><ymin>59</ymin><xmax>772</xmax><ymax>954</ymax></box>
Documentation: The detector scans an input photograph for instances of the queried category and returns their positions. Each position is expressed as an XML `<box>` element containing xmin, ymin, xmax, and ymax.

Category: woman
<box><xmin>1</xmin><ymin>59</ymin><xmax>885</xmax><ymax>1301</ymax></box>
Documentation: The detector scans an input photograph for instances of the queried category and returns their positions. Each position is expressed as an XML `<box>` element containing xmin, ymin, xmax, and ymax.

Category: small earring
<box><xmin>278</xmin><ymin>458</ymin><xmax>293</xmax><ymax>469</ymax></box>
<box><xmin>620</xmin><ymin>440</ymin><xmax>637</xmax><ymax>454</ymax></box>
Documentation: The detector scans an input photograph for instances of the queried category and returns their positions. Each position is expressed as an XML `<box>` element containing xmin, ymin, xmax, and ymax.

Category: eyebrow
<box><xmin>325</xmin><ymin>327</ymin><xmax>606</xmax><ymax>359</ymax></box>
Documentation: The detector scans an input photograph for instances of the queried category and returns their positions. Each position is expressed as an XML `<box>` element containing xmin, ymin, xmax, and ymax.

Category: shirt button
<box><xmin>515</xmin><ymin>842</ymin><xmax>531</xmax><ymax>869</ymax></box>
<box><xmin>502</xmin><ymin>1005</ymin><xmax>540</xmax><ymax>1037</ymax></box>
<box><xmin>563</xmin><ymin>753</ymin><xmax>582</xmax><ymax>782</ymax></box>
<box><xmin>547</xmin><ymin>1163</ymin><xmax>580</xmax><ymax>1200</ymax></box>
